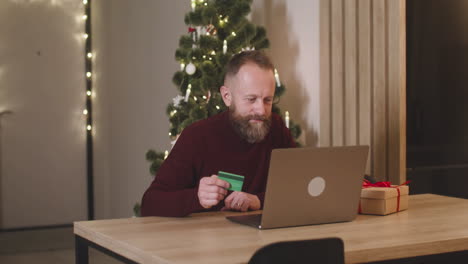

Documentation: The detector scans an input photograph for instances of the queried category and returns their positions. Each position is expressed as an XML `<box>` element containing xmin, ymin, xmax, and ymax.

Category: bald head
<box><xmin>223</xmin><ymin>51</ymin><xmax>275</xmax><ymax>87</ymax></box>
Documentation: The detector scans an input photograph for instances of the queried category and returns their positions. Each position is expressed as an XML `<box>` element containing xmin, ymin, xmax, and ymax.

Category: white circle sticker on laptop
<box><xmin>308</xmin><ymin>177</ymin><xmax>326</xmax><ymax>197</ymax></box>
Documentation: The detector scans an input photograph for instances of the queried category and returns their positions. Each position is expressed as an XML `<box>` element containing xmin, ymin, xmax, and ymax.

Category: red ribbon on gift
<box><xmin>359</xmin><ymin>180</ymin><xmax>410</xmax><ymax>214</ymax></box>
<box><xmin>188</xmin><ymin>27</ymin><xmax>196</xmax><ymax>33</ymax></box>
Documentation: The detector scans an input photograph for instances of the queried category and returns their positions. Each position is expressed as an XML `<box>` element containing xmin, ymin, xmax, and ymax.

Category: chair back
<box><xmin>248</xmin><ymin>237</ymin><xmax>344</xmax><ymax>264</ymax></box>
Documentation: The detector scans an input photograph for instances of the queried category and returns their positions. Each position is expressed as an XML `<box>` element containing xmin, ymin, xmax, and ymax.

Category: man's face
<box><xmin>221</xmin><ymin>63</ymin><xmax>276</xmax><ymax>143</ymax></box>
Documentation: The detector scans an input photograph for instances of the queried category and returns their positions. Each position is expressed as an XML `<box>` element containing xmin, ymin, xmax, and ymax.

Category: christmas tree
<box><xmin>145</xmin><ymin>0</ymin><xmax>302</xmax><ymax>191</ymax></box>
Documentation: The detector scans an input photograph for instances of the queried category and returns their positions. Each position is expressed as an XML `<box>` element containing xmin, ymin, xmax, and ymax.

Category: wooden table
<box><xmin>74</xmin><ymin>194</ymin><xmax>468</xmax><ymax>263</ymax></box>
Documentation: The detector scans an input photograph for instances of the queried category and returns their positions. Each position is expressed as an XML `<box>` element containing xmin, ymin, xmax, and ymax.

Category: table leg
<box><xmin>75</xmin><ymin>235</ymin><xmax>89</xmax><ymax>264</ymax></box>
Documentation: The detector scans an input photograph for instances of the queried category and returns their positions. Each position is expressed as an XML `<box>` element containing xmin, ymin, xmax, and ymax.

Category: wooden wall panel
<box><xmin>344</xmin><ymin>0</ymin><xmax>358</xmax><ymax>146</ymax></box>
<box><xmin>320</xmin><ymin>0</ymin><xmax>331</xmax><ymax>147</ymax></box>
<box><xmin>331</xmin><ymin>0</ymin><xmax>344</xmax><ymax>146</ymax></box>
<box><xmin>320</xmin><ymin>0</ymin><xmax>406</xmax><ymax>183</ymax></box>
<box><xmin>357</xmin><ymin>0</ymin><xmax>372</xmax><ymax>174</ymax></box>
<box><xmin>372</xmin><ymin>0</ymin><xmax>388</xmax><ymax>181</ymax></box>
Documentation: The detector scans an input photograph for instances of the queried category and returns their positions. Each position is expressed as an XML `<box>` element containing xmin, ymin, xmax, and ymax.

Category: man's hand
<box><xmin>198</xmin><ymin>175</ymin><xmax>230</xmax><ymax>209</ymax></box>
<box><xmin>223</xmin><ymin>191</ymin><xmax>261</xmax><ymax>212</ymax></box>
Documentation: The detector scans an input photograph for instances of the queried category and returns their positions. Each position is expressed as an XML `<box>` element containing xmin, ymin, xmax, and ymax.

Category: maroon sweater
<box><xmin>141</xmin><ymin>111</ymin><xmax>295</xmax><ymax>217</ymax></box>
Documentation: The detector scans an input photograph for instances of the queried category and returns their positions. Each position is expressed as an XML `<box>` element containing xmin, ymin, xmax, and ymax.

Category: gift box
<box><xmin>359</xmin><ymin>181</ymin><xmax>409</xmax><ymax>215</ymax></box>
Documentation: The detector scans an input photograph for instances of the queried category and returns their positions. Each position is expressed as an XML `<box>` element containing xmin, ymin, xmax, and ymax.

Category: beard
<box><xmin>228</xmin><ymin>105</ymin><xmax>272</xmax><ymax>144</ymax></box>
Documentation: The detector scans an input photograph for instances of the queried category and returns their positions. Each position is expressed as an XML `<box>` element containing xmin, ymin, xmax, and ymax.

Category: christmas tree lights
<box><xmin>145</xmin><ymin>0</ymin><xmax>302</xmax><ymax>180</ymax></box>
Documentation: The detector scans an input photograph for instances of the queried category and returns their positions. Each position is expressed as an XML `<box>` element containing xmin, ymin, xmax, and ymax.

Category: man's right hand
<box><xmin>198</xmin><ymin>175</ymin><xmax>230</xmax><ymax>209</ymax></box>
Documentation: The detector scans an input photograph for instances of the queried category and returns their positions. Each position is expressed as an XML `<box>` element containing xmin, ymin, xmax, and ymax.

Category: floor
<box><xmin>0</xmin><ymin>226</ymin><xmax>121</xmax><ymax>264</ymax></box>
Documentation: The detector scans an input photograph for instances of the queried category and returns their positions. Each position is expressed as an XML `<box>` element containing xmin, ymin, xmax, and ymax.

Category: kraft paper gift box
<box><xmin>359</xmin><ymin>185</ymin><xmax>409</xmax><ymax>215</ymax></box>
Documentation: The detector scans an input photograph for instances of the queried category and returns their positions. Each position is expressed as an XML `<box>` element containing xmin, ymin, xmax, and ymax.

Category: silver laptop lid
<box><xmin>260</xmin><ymin>146</ymin><xmax>369</xmax><ymax>229</ymax></box>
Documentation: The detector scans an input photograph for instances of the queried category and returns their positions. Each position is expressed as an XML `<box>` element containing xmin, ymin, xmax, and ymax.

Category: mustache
<box><xmin>246</xmin><ymin>114</ymin><xmax>267</xmax><ymax>121</ymax></box>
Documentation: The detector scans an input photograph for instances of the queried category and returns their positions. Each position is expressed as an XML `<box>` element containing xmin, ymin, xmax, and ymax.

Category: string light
<box><xmin>180</xmin><ymin>63</ymin><xmax>185</xmax><ymax>71</ymax></box>
<box><xmin>185</xmin><ymin>84</ymin><xmax>192</xmax><ymax>102</ymax></box>
<box><xmin>164</xmin><ymin>150</ymin><xmax>169</xmax><ymax>160</ymax></box>
<box><xmin>285</xmin><ymin>111</ymin><xmax>290</xmax><ymax>128</ymax></box>
<box><xmin>274</xmin><ymin>68</ymin><xmax>281</xmax><ymax>87</ymax></box>
<box><xmin>216</xmin><ymin>105</ymin><xmax>220</xmax><ymax>110</ymax></box>
<box><xmin>169</xmin><ymin>132</ymin><xmax>172</xmax><ymax>136</ymax></box>
<box><xmin>193</xmin><ymin>96</ymin><xmax>198</xmax><ymax>101</ymax></box>
<box><xmin>231</xmin><ymin>32</ymin><xmax>236</xmax><ymax>36</ymax></box>
<box><xmin>83</xmin><ymin>0</ymin><xmax>95</xmax><ymax>220</ymax></box>
<box><xmin>223</xmin><ymin>40</ymin><xmax>227</xmax><ymax>54</ymax></box>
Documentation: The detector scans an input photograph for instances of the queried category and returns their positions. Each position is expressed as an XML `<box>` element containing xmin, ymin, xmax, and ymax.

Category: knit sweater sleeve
<box><xmin>141</xmin><ymin>126</ymin><xmax>206</xmax><ymax>217</ymax></box>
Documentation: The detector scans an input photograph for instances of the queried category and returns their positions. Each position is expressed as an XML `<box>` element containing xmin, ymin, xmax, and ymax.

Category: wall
<box><xmin>92</xmin><ymin>0</ymin><xmax>321</xmax><ymax>219</ymax></box>
<box><xmin>0</xmin><ymin>0</ymin><xmax>87</xmax><ymax>228</ymax></box>
<box><xmin>251</xmin><ymin>0</ymin><xmax>321</xmax><ymax>146</ymax></box>
<box><xmin>92</xmin><ymin>0</ymin><xmax>190</xmax><ymax>218</ymax></box>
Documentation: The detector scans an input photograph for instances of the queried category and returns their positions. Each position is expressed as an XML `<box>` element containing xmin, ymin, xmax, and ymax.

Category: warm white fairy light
<box><xmin>83</xmin><ymin>33</ymin><xmax>89</xmax><ymax>39</ymax></box>
<box><xmin>223</xmin><ymin>40</ymin><xmax>227</xmax><ymax>54</ymax></box>
<box><xmin>285</xmin><ymin>111</ymin><xmax>290</xmax><ymax>128</ymax></box>
<box><xmin>83</xmin><ymin>109</ymin><xmax>88</xmax><ymax>115</ymax></box>
<box><xmin>204</xmin><ymin>2</ymin><xmax>207</xmax><ymax>6</ymax></box>
<box><xmin>164</xmin><ymin>150</ymin><xmax>169</xmax><ymax>159</ymax></box>
<box><xmin>231</xmin><ymin>32</ymin><xmax>236</xmax><ymax>36</ymax></box>
<box><xmin>169</xmin><ymin>132</ymin><xmax>172</xmax><ymax>136</ymax></box>
<box><xmin>87</xmin><ymin>52</ymin><xmax>93</xmax><ymax>58</ymax></box>
<box><xmin>202</xmin><ymin>95</ymin><xmax>207</xmax><ymax>99</ymax></box>
<box><xmin>202</xmin><ymin>55</ymin><xmax>206</xmax><ymax>59</ymax></box>
<box><xmin>211</xmin><ymin>51</ymin><xmax>216</xmax><ymax>55</ymax></box>
<box><xmin>87</xmin><ymin>90</ymin><xmax>92</xmax><ymax>96</ymax></box>
<box><xmin>82</xmin><ymin>15</ymin><xmax>88</xmax><ymax>20</ymax></box>
<box><xmin>193</xmin><ymin>96</ymin><xmax>198</xmax><ymax>101</ymax></box>
<box><xmin>180</xmin><ymin>63</ymin><xmax>185</xmax><ymax>71</ymax></box>
<box><xmin>170</xmin><ymin>110</ymin><xmax>177</xmax><ymax>117</ymax></box>
<box><xmin>87</xmin><ymin>125</ymin><xmax>92</xmax><ymax>131</ymax></box>
<box><xmin>185</xmin><ymin>84</ymin><xmax>192</xmax><ymax>102</ymax></box>
<box><xmin>274</xmin><ymin>68</ymin><xmax>281</xmax><ymax>87</ymax></box>
<box><xmin>83</xmin><ymin>0</ymin><xmax>88</xmax><ymax>5</ymax></box>
<box><xmin>191</xmin><ymin>0</ymin><xmax>196</xmax><ymax>11</ymax></box>
<box><xmin>86</xmin><ymin>72</ymin><xmax>92</xmax><ymax>78</ymax></box>
<box><xmin>216</xmin><ymin>105</ymin><xmax>220</xmax><ymax>110</ymax></box>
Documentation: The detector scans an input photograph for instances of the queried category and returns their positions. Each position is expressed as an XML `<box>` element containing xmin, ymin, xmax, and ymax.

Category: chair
<box><xmin>248</xmin><ymin>237</ymin><xmax>344</xmax><ymax>264</ymax></box>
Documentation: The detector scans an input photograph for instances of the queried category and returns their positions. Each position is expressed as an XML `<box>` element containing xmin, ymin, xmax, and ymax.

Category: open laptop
<box><xmin>226</xmin><ymin>145</ymin><xmax>369</xmax><ymax>229</ymax></box>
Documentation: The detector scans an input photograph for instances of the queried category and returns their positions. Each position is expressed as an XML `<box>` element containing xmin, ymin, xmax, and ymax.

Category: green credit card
<box><xmin>218</xmin><ymin>171</ymin><xmax>244</xmax><ymax>191</ymax></box>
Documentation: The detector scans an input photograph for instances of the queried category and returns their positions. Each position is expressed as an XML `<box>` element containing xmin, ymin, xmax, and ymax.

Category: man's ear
<box><xmin>220</xmin><ymin>85</ymin><xmax>232</xmax><ymax>107</ymax></box>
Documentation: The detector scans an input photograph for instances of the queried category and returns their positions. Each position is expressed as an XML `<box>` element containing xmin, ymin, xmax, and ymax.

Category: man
<box><xmin>141</xmin><ymin>51</ymin><xmax>295</xmax><ymax>217</ymax></box>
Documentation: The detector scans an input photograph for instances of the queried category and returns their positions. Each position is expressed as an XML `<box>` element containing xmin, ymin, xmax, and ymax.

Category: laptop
<box><xmin>226</xmin><ymin>145</ymin><xmax>369</xmax><ymax>229</ymax></box>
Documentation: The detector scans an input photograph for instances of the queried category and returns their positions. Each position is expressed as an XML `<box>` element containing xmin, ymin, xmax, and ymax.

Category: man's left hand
<box><xmin>223</xmin><ymin>192</ymin><xmax>261</xmax><ymax>212</ymax></box>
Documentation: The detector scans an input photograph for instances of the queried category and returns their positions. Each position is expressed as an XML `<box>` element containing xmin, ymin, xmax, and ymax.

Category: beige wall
<box><xmin>0</xmin><ymin>0</ymin><xmax>87</xmax><ymax>228</ymax></box>
<box><xmin>92</xmin><ymin>1</ymin><xmax>190</xmax><ymax>219</ymax></box>
<box><xmin>251</xmin><ymin>0</ymin><xmax>321</xmax><ymax>146</ymax></box>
